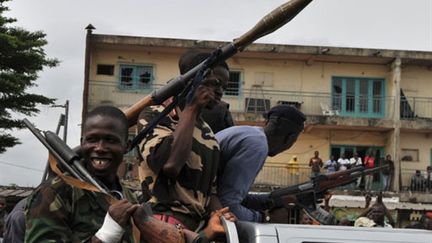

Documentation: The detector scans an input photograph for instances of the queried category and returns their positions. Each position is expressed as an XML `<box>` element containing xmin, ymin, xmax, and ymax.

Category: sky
<box><xmin>0</xmin><ymin>0</ymin><xmax>431</xmax><ymax>187</ymax></box>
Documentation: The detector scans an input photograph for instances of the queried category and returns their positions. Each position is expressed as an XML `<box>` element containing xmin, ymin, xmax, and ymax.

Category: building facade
<box><xmin>82</xmin><ymin>26</ymin><xmax>432</xmax><ymax>196</ymax></box>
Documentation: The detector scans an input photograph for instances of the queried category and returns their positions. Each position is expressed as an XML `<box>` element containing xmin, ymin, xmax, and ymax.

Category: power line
<box><xmin>0</xmin><ymin>160</ymin><xmax>44</xmax><ymax>173</ymax></box>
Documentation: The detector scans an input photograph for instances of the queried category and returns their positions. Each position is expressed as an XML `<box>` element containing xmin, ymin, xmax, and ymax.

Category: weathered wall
<box><xmin>400</xmin><ymin>132</ymin><xmax>432</xmax><ymax>186</ymax></box>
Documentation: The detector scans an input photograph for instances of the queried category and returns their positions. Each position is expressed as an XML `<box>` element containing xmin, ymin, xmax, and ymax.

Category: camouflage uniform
<box><xmin>138</xmin><ymin>106</ymin><xmax>219</xmax><ymax>229</ymax></box>
<box><xmin>25</xmin><ymin>176</ymin><xmax>138</xmax><ymax>243</ymax></box>
<box><xmin>0</xmin><ymin>197</ymin><xmax>7</xmax><ymax>239</ymax></box>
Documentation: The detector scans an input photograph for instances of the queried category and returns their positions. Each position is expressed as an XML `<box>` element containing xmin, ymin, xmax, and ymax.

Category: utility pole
<box><xmin>51</xmin><ymin>100</ymin><xmax>69</xmax><ymax>142</ymax></box>
<box><xmin>41</xmin><ymin>100</ymin><xmax>69</xmax><ymax>182</ymax></box>
<box><xmin>64</xmin><ymin>100</ymin><xmax>69</xmax><ymax>142</ymax></box>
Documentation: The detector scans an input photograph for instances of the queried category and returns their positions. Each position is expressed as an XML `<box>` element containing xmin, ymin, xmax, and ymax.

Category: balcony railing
<box><xmin>227</xmin><ymin>89</ymin><xmax>395</xmax><ymax>119</ymax></box>
<box><xmin>254</xmin><ymin>163</ymin><xmax>312</xmax><ymax>186</ymax></box>
<box><xmin>87</xmin><ymin>80</ymin><xmax>162</xmax><ymax>109</ymax></box>
<box><xmin>400</xmin><ymin>96</ymin><xmax>432</xmax><ymax>120</ymax></box>
<box><xmin>400</xmin><ymin>168</ymin><xmax>432</xmax><ymax>192</ymax></box>
<box><xmin>88</xmin><ymin>80</ymin><xmax>432</xmax><ymax>121</ymax></box>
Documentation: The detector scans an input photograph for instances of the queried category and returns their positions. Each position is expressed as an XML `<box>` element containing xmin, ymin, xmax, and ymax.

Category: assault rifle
<box><xmin>23</xmin><ymin>119</ymin><xmax>195</xmax><ymax>242</ymax></box>
<box><xmin>269</xmin><ymin>165</ymin><xmax>388</xmax><ymax>225</ymax></box>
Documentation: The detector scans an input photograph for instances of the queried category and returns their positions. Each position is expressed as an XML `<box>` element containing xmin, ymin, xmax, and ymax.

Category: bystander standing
<box><xmin>287</xmin><ymin>155</ymin><xmax>300</xmax><ymax>185</ymax></box>
<box><xmin>381</xmin><ymin>155</ymin><xmax>394</xmax><ymax>191</ymax></box>
<box><xmin>309</xmin><ymin>151</ymin><xmax>323</xmax><ymax>177</ymax></box>
<box><xmin>324</xmin><ymin>155</ymin><xmax>338</xmax><ymax>174</ymax></box>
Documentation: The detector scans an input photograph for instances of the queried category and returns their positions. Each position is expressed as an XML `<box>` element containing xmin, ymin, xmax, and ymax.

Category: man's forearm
<box><xmin>208</xmin><ymin>195</ymin><xmax>223</xmax><ymax>211</ymax></box>
<box><xmin>163</xmin><ymin>106</ymin><xmax>199</xmax><ymax>178</ymax></box>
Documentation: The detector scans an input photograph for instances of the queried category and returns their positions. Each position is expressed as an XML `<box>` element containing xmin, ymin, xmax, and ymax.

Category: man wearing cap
<box><xmin>215</xmin><ymin>105</ymin><xmax>305</xmax><ymax>222</ymax></box>
<box><xmin>137</xmin><ymin>50</ymin><xmax>230</xmax><ymax>230</ymax></box>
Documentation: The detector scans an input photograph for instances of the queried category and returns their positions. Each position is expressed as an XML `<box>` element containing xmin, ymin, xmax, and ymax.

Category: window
<box><xmin>332</xmin><ymin>77</ymin><xmax>385</xmax><ymax>118</ymax></box>
<box><xmin>255</xmin><ymin>72</ymin><xmax>274</xmax><ymax>87</ymax></box>
<box><xmin>401</xmin><ymin>149</ymin><xmax>419</xmax><ymax>162</ymax></box>
<box><xmin>225</xmin><ymin>71</ymin><xmax>241</xmax><ymax>96</ymax></box>
<box><xmin>245</xmin><ymin>98</ymin><xmax>270</xmax><ymax>113</ymax></box>
<box><xmin>97</xmin><ymin>64</ymin><xmax>114</xmax><ymax>75</ymax></box>
<box><xmin>119</xmin><ymin>64</ymin><xmax>154</xmax><ymax>89</ymax></box>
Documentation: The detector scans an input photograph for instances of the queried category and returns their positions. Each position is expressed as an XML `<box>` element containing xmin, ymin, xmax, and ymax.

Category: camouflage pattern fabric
<box><xmin>137</xmin><ymin>106</ymin><xmax>220</xmax><ymax>220</ymax></box>
<box><xmin>0</xmin><ymin>209</ymin><xmax>7</xmax><ymax>238</ymax></box>
<box><xmin>25</xmin><ymin>176</ymin><xmax>138</xmax><ymax>243</ymax></box>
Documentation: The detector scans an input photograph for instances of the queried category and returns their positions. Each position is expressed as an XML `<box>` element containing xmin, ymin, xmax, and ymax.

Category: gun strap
<box><xmin>49</xmin><ymin>152</ymin><xmax>105</xmax><ymax>193</ymax></box>
<box><xmin>48</xmin><ymin>152</ymin><xmax>142</xmax><ymax>242</ymax></box>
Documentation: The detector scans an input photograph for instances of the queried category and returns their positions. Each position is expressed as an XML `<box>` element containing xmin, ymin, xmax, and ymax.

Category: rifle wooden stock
<box><xmin>324</xmin><ymin>166</ymin><xmax>363</xmax><ymax>180</ymax></box>
<box><xmin>125</xmin><ymin>95</ymin><xmax>153</xmax><ymax>127</ymax></box>
<box><xmin>124</xmin><ymin>0</ymin><xmax>313</xmax><ymax>126</ymax></box>
<box><xmin>317</xmin><ymin>166</ymin><xmax>387</xmax><ymax>192</ymax></box>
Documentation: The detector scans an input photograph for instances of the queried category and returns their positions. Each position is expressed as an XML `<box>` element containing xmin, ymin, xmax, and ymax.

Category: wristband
<box><xmin>95</xmin><ymin>212</ymin><xmax>125</xmax><ymax>243</ymax></box>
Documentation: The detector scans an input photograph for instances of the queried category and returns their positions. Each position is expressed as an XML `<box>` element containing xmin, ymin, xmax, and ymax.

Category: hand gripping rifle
<box><xmin>125</xmin><ymin>0</ymin><xmax>314</xmax><ymax>149</ymax></box>
<box><xmin>268</xmin><ymin>165</ymin><xmax>388</xmax><ymax>225</ymax></box>
<box><xmin>23</xmin><ymin>119</ymin><xmax>187</xmax><ymax>242</ymax></box>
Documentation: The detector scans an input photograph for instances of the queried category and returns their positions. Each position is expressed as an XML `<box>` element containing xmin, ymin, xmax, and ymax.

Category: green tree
<box><xmin>0</xmin><ymin>0</ymin><xmax>58</xmax><ymax>153</ymax></box>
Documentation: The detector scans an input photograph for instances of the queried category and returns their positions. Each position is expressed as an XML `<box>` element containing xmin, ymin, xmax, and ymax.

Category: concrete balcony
<box><xmin>87</xmin><ymin>80</ymin><xmax>432</xmax><ymax>132</ymax></box>
<box><xmin>401</xmin><ymin>97</ymin><xmax>432</xmax><ymax>132</ymax></box>
<box><xmin>87</xmin><ymin>80</ymin><xmax>159</xmax><ymax>111</ymax></box>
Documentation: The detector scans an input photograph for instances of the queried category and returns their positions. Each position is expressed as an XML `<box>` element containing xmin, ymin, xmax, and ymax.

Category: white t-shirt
<box><xmin>350</xmin><ymin>157</ymin><xmax>362</xmax><ymax>167</ymax></box>
<box><xmin>338</xmin><ymin>158</ymin><xmax>350</xmax><ymax>171</ymax></box>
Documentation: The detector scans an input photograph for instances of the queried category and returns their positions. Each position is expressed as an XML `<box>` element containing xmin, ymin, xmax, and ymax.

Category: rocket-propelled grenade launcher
<box><xmin>124</xmin><ymin>0</ymin><xmax>314</xmax><ymax>126</ymax></box>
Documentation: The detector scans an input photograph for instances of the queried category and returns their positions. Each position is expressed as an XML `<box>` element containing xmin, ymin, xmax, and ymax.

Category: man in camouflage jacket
<box><xmin>25</xmin><ymin>106</ymin><xmax>139</xmax><ymax>242</ymax></box>
<box><xmin>137</xmin><ymin>50</ymin><xmax>230</xmax><ymax>230</ymax></box>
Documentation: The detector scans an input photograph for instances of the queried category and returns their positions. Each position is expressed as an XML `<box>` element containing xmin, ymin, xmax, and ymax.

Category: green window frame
<box><xmin>332</xmin><ymin>77</ymin><xmax>385</xmax><ymax>118</ymax></box>
<box><xmin>119</xmin><ymin>64</ymin><xmax>154</xmax><ymax>90</ymax></box>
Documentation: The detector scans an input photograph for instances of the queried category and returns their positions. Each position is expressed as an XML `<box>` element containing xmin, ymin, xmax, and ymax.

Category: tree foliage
<box><xmin>0</xmin><ymin>0</ymin><xmax>58</xmax><ymax>153</ymax></box>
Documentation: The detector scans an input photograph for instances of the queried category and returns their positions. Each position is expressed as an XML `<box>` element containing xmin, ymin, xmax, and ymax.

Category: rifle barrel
<box><xmin>23</xmin><ymin>119</ymin><xmax>83</xmax><ymax>182</ymax></box>
<box><xmin>44</xmin><ymin>131</ymin><xmax>109</xmax><ymax>195</ymax></box>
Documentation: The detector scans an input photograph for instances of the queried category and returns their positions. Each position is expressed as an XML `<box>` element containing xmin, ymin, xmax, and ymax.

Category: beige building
<box><xmin>82</xmin><ymin>25</ymin><xmax>432</xmax><ymax>195</ymax></box>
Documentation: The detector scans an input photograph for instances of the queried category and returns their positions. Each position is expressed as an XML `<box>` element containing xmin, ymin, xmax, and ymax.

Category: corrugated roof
<box><xmin>0</xmin><ymin>185</ymin><xmax>34</xmax><ymax>198</ymax></box>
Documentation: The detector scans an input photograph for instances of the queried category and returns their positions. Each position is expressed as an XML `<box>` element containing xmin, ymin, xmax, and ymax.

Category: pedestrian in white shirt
<box><xmin>337</xmin><ymin>153</ymin><xmax>350</xmax><ymax>171</ymax></box>
<box><xmin>350</xmin><ymin>152</ymin><xmax>363</xmax><ymax>188</ymax></box>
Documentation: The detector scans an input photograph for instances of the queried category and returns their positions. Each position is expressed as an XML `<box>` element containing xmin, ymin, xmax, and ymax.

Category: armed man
<box><xmin>216</xmin><ymin>105</ymin><xmax>306</xmax><ymax>222</ymax></box>
<box><xmin>137</xmin><ymin>50</ymin><xmax>230</xmax><ymax>231</ymax></box>
<box><xmin>25</xmin><ymin>106</ymin><xmax>233</xmax><ymax>242</ymax></box>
